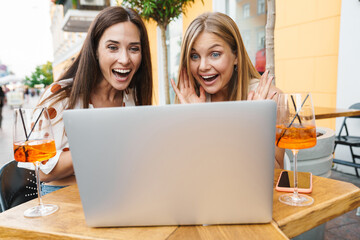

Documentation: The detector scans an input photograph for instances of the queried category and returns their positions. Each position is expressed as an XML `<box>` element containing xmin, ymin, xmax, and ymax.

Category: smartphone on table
<box><xmin>275</xmin><ymin>170</ymin><xmax>312</xmax><ymax>193</ymax></box>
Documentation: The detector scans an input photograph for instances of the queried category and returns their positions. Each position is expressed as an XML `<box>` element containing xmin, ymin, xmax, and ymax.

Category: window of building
<box><xmin>257</xmin><ymin>30</ymin><xmax>265</xmax><ymax>50</ymax></box>
<box><xmin>235</xmin><ymin>0</ymin><xmax>267</xmax><ymax>67</ymax></box>
<box><xmin>257</xmin><ymin>0</ymin><xmax>266</xmax><ymax>15</ymax></box>
<box><xmin>243</xmin><ymin>4</ymin><xmax>250</xmax><ymax>19</ymax></box>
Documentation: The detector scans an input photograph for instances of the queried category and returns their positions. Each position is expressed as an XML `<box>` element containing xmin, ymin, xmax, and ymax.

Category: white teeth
<box><xmin>202</xmin><ymin>75</ymin><xmax>216</xmax><ymax>79</ymax></box>
<box><xmin>113</xmin><ymin>69</ymin><xmax>131</xmax><ymax>73</ymax></box>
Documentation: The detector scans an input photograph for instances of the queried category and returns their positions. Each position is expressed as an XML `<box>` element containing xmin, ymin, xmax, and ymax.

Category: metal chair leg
<box><xmin>349</xmin><ymin>146</ymin><xmax>360</xmax><ymax>178</ymax></box>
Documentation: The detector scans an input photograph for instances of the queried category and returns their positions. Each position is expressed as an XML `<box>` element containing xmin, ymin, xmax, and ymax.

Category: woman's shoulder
<box><xmin>249</xmin><ymin>78</ymin><xmax>260</xmax><ymax>85</ymax></box>
<box><xmin>40</xmin><ymin>78</ymin><xmax>73</xmax><ymax>106</ymax></box>
<box><xmin>248</xmin><ymin>78</ymin><xmax>260</xmax><ymax>92</ymax></box>
<box><xmin>248</xmin><ymin>78</ymin><xmax>282</xmax><ymax>96</ymax></box>
<box><xmin>43</xmin><ymin>78</ymin><xmax>72</xmax><ymax>96</ymax></box>
<box><xmin>49</xmin><ymin>78</ymin><xmax>73</xmax><ymax>90</ymax></box>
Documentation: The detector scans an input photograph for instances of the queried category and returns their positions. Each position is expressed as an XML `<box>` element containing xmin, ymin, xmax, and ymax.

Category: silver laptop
<box><xmin>63</xmin><ymin>100</ymin><xmax>276</xmax><ymax>227</ymax></box>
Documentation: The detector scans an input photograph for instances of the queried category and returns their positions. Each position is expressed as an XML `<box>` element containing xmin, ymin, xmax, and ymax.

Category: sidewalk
<box><xmin>0</xmin><ymin>96</ymin><xmax>40</xmax><ymax>168</ymax></box>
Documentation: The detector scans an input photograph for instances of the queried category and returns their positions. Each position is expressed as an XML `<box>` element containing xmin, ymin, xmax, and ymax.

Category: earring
<box><xmin>234</xmin><ymin>65</ymin><xmax>238</xmax><ymax>71</ymax></box>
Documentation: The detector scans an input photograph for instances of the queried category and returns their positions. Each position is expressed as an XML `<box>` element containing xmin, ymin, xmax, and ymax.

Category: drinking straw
<box><xmin>18</xmin><ymin>108</ymin><xmax>30</xmax><ymax>161</ymax></box>
<box><xmin>26</xmin><ymin>108</ymin><xmax>45</xmax><ymax>141</ymax></box>
<box><xmin>15</xmin><ymin>108</ymin><xmax>45</xmax><ymax>161</ymax></box>
<box><xmin>276</xmin><ymin>94</ymin><xmax>310</xmax><ymax>146</ymax></box>
<box><xmin>19</xmin><ymin>108</ymin><xmax>28</xmax><ymax>140</ymax></box>
<box><xmin>291</xmin><ymin>95</ymin><xmax>302</xmax><ymax>125</ymax></box>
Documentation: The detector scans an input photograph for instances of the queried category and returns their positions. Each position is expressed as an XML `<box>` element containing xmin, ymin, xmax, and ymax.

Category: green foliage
<box><xmin>24</xmin><ymin>61</ymin><xmax>53</xmax><ymax>88</ymax></box>
<box><xmin>53</xmin><ymin>0</ymin><xmax>66</xmax><ymax>5</ymax></box>
<box><xmin>121</xmin><ymin>0</ymin><xmax>202</xmax><ymax>29</ymax></box>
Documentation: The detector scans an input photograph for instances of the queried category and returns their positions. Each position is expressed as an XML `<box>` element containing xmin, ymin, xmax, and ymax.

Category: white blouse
<box><xmin>18</xmin><ymin>78</ymin><xmax>136</xmax><ymax>174</ymax></box>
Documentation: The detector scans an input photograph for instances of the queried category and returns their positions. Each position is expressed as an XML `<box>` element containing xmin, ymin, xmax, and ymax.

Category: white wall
<box><xmin>334</xmin><ymin>0</ymin><xmax>360</xmax><ymax>175</ymax></box>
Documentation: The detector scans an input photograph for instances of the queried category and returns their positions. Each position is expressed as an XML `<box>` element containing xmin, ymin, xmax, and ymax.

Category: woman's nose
<box><xmin>117</xmin><ymin>50</ymin><xmax>130</xmax><ymax>64</ymax></box>
<box><xmin>199</xmin><ymin>58</ymin><xmax>210</xmax><ymax>71</ymax></box>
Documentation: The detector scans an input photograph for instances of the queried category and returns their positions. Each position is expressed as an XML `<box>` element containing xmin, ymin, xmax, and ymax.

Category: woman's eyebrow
<box><xmin>208</xmin><ymin>44</ymin><xmax>221</xmax><ymax>49</ymax></box>
<box><xmin>191</xmin><ymin>44</ymin><xmax>222</xmax><ymax>52</ymax></box>
<box><xmin>105</xmin><ymin>40</ymin><xmax>119</xmax><ymax>44</ymax></box>
<box><xmin>129</xmin><ymin>42</ymin><xmax>141</xmax><ymax>45</ymax></box>
<box><xmin>105</xmin><ymin>40</ymin><xmax>141</xmax><ymax>45</ymax></box>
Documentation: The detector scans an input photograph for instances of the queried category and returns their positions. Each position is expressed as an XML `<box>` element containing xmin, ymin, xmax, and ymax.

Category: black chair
<box><xmin>333</xmin><ymin>103</ymin><xmax>360</xmax><ymax>178</ymax></box>
<box><xmin>0</xmin><ymin>160</ymin><xmax>38</xmax><ymax>212</ymax></box>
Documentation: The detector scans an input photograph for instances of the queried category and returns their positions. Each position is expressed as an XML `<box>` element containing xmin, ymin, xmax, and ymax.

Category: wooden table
<box><xmin>272</xmin><ymin>170</ymin><xmax>360</xmax><ymax>238</ymax></box>
<box><xmin>0</xmin><ymin>169</ymin><xmax>359</xmax><ymax>240</ymax></box>
<box><xmin>315</xmin><ymin>106</ymin><xmax>360</xmax><ymax>120</ymax></box>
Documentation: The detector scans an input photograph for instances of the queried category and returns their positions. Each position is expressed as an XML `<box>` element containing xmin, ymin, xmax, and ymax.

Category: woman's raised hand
<box><xmin>247</xmin><ymin>70</ymin><xmax>277</xmax><ymax>101</ymax></box>
<box><xmin>170</xmin><ymin>68</ymin><xmax>206</xmax><ymax>104</ymax></box>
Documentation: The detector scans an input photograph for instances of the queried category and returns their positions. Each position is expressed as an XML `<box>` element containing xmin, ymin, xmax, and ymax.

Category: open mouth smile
<box><xmin>201</xmin><ymin>74</ymin><xmax>219</xmax><ymax>84</ymax></box>
<box><xmin>112</xmin><ymin>69</ymin><xmax>131</xmax><ymax>81</ymax></box>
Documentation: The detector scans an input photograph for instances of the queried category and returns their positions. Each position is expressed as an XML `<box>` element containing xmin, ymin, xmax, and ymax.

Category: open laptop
<box><xmin>63</xmin><ymin>100</ymin><xmax>276</xmax><ymax>227</ymax></box>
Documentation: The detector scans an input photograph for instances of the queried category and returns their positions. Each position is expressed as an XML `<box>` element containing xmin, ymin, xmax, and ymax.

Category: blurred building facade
<box><xmin>49</xmin><ymin>0</ymin><xmax>360</xmax><ymax>175</ymax></box>
<box><xmin>50</xmin><ymin>0</ymin><xmax>112</xmax><ymax>81</ymax></box>
<box><xmin>49</xmin><ymin>0</ymin><xmax>359</xmax><ymax>132</ymax></box>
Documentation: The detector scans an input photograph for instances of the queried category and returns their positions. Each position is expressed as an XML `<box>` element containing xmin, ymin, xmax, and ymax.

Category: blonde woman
<box><xmin>171</xmin><ymin>12</ymin><xmax>284</xmax><ymax>168</ymax></box>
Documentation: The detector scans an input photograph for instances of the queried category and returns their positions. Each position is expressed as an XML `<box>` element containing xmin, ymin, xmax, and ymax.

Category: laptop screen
<box><xmin>63</xmin><ymin>100</ymin><xmax>276</xmax><ymax>227</ymax></box>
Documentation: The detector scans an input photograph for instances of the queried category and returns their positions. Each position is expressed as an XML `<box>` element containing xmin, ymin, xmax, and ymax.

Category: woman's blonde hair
<box><xmin>178</xmin><ymin>12</ymin><xmax>260</xmax><ymax>101</ymax></box>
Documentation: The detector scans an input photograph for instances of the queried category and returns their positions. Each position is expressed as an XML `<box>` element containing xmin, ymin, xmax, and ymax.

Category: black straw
<box><xmin>276</xmin><ymin>94</ymin><xmax>310</xmax><ymax>146</ymax></box>
<box><xmin>291</xmin><ymin>95</ymin><xmax>302</xmax><ymax>125</ymax></box>
<box><xmin>26</xmin><ymin>108</ymin><xmax>45</xmax><ymax>141</ymax></box>
<box><xmin>19</xmin><ymin>108</ymin><xmax>28</xmax><ymax>140</ymax></box>
<box><xmin>18</xmin><ymin>108</ymin><xmax>45</xmax><ymax>142</ymax></box>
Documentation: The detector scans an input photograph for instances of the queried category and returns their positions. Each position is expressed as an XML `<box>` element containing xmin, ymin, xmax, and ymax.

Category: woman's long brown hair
<box><xmin>41</xmin><ymin>6</ymin><xmax>152</xmax><ymax>108</ymax></box>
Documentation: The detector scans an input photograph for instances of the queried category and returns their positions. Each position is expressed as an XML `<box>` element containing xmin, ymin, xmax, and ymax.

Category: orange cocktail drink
<box><xmin>13</xmin><ymin>139</ymin><xmax>56</xmax><ymax>163</ymax></box>
<box><xmin>276</xmin><ymin>125</ymin><xmax>316</xmax><ymax>150</ymax></box>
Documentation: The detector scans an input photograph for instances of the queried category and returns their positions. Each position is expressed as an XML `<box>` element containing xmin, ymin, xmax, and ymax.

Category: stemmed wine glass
<box><xmin>13</xmin><ymin>107</ymin><xmax>59</xmax><ymax>217</ymax></box>
<box><xmin>276</xmin><ymin>93</ymin><xmax>317</xmax><ymax>206</ymax></box>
